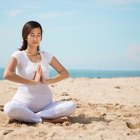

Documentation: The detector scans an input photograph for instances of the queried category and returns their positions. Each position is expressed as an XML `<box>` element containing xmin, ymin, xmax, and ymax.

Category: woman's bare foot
<box><xmin>42</xmin><ymin>117</ymin><xmax>68</xmax><ymax>123</ymax></box>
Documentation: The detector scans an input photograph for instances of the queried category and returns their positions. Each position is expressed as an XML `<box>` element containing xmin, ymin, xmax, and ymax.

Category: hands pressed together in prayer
<box><xmin>34</xmin><ymin>64</ymin><xmax>48</xmax><ymax>84</ymax></box>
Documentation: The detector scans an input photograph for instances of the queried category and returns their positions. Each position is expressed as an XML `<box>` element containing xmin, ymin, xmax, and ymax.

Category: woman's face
<box><xmin>27</xmin><ymin>27</ymin><xmax>42</xmax><ymax>48</ymax></box>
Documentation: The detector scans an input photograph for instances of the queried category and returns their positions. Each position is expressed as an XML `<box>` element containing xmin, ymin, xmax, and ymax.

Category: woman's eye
<box><xmin>30</xmin><ymin>34</ymin><xmax>41</xmax><ymax>38</ymax></box>
<box><xmin>30</xmin><ymin>34</ymin><xmax>35</xmax><ymax>37</ymax></box>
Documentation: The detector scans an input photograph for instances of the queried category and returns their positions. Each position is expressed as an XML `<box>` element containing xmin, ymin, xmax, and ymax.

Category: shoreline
<box><xmin>1</xmin><ymin>68</ymin><xmax>140</xmax><ymax>80</ymax></box>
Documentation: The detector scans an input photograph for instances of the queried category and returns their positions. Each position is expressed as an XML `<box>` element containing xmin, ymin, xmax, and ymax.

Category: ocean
<box><xmin>0</xmin><ymin>68</ymin><xmax>140</xmax><ymax>80</ymax></box>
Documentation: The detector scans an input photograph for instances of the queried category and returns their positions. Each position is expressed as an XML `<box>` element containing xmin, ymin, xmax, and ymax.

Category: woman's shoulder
<box><xmin>41</xmin><ymin>51</ymin><xmax>53</xmax><ymax>57</ymax></box>
<box><xmin>40</xmin><ymin>51</ymin><xmax>54</xmax><ymax>63</ymax></box>
<box><xmin>11</xmin><ymin>50</ymin><xmax>25</xmax><ymax>59</ymax></box>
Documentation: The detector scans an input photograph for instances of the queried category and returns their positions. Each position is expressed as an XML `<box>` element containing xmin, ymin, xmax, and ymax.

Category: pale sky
<box><xmin>0</xmin><ymin>0</ymin><xmax>140</xmax><ymax>70</ymax></box>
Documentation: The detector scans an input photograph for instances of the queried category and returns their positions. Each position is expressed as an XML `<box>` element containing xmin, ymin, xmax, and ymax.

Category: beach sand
<box><xmin>0</xmin><ymin>78</ymin><xmax>140</xmax><ymax>140</ymax></box>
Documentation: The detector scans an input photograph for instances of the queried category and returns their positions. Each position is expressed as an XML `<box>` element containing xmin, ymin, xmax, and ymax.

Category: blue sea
<box><xmin>1</xmin><ymin>68</ymin><xmax>140</xmax><ymax>80</ymax></box>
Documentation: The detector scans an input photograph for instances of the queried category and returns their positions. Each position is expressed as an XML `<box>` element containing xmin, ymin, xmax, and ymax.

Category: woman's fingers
<box><xmin>37</xmin><ymin>64</ymin><xmax>40</xmax><ymax>72</ymax></box>
<box><xmin>35</xmin><ymin>64</ymin><xmax>47</xmax><ymax>84</ymax></box>
<box><xmin>36</xmin><ymin>64</ymin><xmax>42</xmax><ymax>74</ymax></box>
<box><xmin>33</xmin><ymin>64</ymin><xmax>42</xmax><ymax>83</ymax></box>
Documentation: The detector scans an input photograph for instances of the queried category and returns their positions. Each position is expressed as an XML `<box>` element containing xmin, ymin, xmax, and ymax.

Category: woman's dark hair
<box><xmin>19</xmin><ymin>21</ymin><xmax>43</xmax><ymax>51</ymax></box>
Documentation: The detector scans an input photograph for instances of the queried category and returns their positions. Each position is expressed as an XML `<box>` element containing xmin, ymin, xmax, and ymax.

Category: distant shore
<box><xmin>0</xmin><ymin>78</ymin><xmax>140</xmax><ymax>140</ymax></box>
<box><xmin>1</xmin><ymin>68</ymin><xmax>140</xmax><ymax>80</ymax></box>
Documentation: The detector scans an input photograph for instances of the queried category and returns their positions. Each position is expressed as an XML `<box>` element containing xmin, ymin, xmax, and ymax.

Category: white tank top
<box><xmin>11</xmin><ymin>50</ymin><xmax>53</xmax><ymax>112</ymax></box>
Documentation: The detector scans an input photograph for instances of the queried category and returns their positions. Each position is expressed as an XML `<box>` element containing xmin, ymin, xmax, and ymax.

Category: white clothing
<box><xmin>4</xmin><ymin>100</ymin><xmax>76</xmax><ymax>123</ymax></box>
<box><xmin>12</xmin><ymin>50</ymin><xmax>53</xmax><ymax>112</ymax></box>
<box><xmin>4</xmin><ymin>50</ymin><xmax>76</xmax><ymax>123</ymax></box>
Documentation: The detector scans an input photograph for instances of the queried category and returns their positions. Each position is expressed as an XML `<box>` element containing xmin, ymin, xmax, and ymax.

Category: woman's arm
<box><xmin>3</xmin><ymin>57</ymin><xmax>40</xmax><ymax>84</ymax></box>
<box><xmin>41</xmin><ymin>56</ymin><xmax>69</xmax><ymax>84</ymax></box>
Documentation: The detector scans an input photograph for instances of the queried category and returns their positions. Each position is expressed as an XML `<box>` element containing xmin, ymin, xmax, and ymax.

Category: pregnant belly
<box><xmin>13</xmin><ymin>84</ymin><xmax>53</xmax><ymax>112</ymax></box>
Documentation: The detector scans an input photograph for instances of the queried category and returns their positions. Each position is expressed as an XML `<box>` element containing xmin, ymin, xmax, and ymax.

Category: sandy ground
<box><xmin>0</xmin><ymin>78</ymin><xmax>140</xmax><ymax>140</ymax></box>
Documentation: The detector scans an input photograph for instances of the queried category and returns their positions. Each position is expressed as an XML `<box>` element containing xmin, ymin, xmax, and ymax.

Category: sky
<box><xmin>0</xmin><ymin>0</ymin><xmax>140</xmax><ymax>70</ymax></box>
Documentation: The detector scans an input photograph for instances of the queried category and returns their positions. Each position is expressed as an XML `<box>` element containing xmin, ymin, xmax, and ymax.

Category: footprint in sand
<box><xmin>3</xmin><ymin>130</ymin><xmax>14</xmax><ymax>135</ymax></box>
<box><xmin>126</xmin><ymin>121</ymin><xmax>140</xmax><ymax>129</ymax></box>
<box><xmin>0</xmin><ymin>105</ymin><xmax>4</xmax><ymax>111</ymax></box>
<box><xmin>114</xmin><ymin>86</ymin><xmax>121</xmax><ymax>89</ymax></box>
<box><xmin>61</xmin><ymin>92</ymin><xmax>70</xmax><ymax>96</ymax></box>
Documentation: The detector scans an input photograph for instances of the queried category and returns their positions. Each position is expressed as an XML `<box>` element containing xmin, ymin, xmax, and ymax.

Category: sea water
<box><xmin>1</xmin><ymin>68</ymin><xmax>140</xmax><ymax>80</ymax></box>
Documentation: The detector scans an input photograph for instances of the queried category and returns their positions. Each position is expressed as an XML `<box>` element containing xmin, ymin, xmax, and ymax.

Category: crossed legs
<box><xmin>4</xmin><ymin>101</ymin><xmax>76</xmax><ymax>123</ymax></box>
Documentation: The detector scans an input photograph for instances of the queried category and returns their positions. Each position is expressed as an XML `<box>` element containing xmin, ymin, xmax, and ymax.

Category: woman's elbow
<box><xmin>3</xmin><ymin>71</ymin><xmax>11</xmax><ymax>80</ymax></box>
<box><xmin>64</xmin><ymin>70</ymin><xmax>70</xmax><ymax>78</ymax></box>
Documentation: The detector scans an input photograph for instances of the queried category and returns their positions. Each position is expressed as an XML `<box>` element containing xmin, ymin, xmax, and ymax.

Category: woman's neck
<box><xmin>26</xmin><ymin>48</ymin><xmax>39</xmax><ymax>56</ymax></box>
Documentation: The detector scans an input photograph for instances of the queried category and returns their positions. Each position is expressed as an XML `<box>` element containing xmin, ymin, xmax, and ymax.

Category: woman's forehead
<box><xmin>30</xmin><ymin>27</ymin><xmax>41</xmax><ymax>34</ymax></box>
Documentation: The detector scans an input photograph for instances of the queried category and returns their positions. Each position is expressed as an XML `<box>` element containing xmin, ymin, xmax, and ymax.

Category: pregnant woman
<box><xmin>3</xmin><ymin>21</ymin><xmax>76</xmax><ymax>123</ymax></box>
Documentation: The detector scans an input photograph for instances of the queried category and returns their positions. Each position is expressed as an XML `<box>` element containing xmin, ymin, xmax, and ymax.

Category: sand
<box><xmin>0</xmin><ymin>78</ymin><xmax>140</xmax><ymax>140</ymax></box>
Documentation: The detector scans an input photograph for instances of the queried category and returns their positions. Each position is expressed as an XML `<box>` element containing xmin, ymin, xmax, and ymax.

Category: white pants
<box><xmin>4</xmin><ymin>101</ymin><xmax>76</xmax><ymax>123</ymax></box>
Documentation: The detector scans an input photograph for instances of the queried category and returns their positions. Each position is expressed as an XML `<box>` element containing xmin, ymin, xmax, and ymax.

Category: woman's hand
<box><xmin>40</xmin><ymin>69</ymin><xmax>49</xmax><ymax>84</ymax></box>
<box><xmin>34</xmin><ymin>64</ymin><xmax>49</xmax><ymax>84</ymax></box>
<box><xmin>34</xmin><ymin>64</ymin><xmax>42</xmax><ymax>83</ymax></box>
